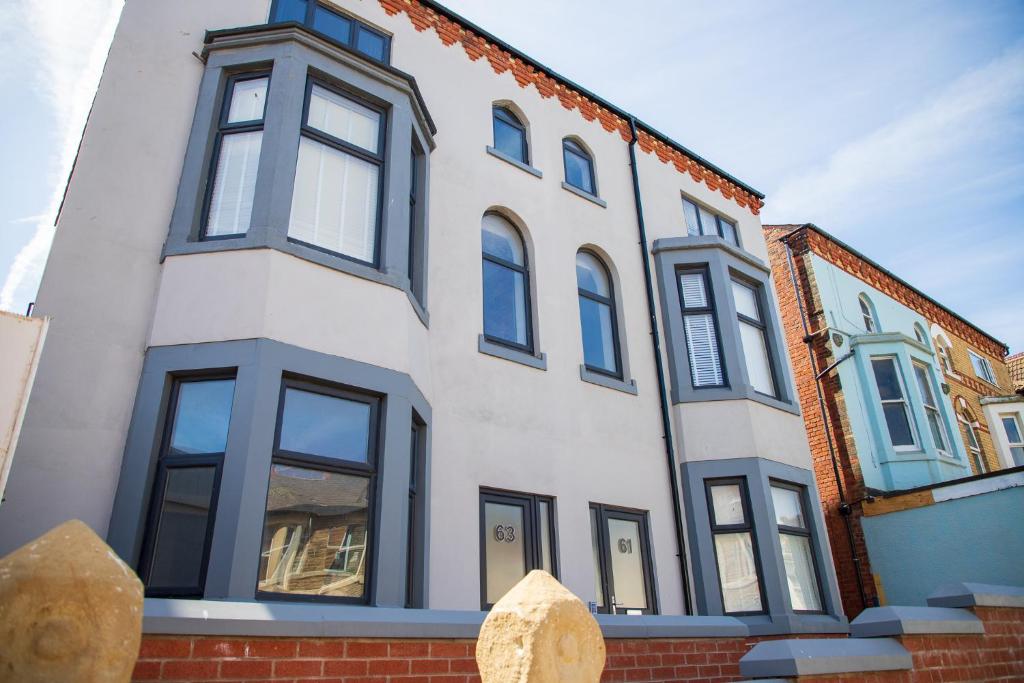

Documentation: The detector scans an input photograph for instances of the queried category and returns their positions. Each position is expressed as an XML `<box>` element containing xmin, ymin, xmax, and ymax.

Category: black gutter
<box><xmin>627</xmin><ymin>116</ymin><xmax>693</xmax><ymax>615</ymax></box>
<box><xmin>796</xmin><ymin>223</ymin><xmax>1008</xmax><ymax>355</ymax></box>
<box><xmin>780</xmin><ymin>233</ymin><xmax>869</xmax><ymax>612</ymax></box>
<box><xmin>420</xmin><ymin>0</ymin><xmax>763</xmax><ymax>200</ymax></box>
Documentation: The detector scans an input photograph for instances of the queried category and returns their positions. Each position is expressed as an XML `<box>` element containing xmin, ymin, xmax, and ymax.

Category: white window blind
<box><xmin>679</xmin><ymin>271</ymin><xmax>724</xmax><ymax>387</ymax></box>
<box><xmin>206</xmin><ymin>131</ymin><xmax>262</xmax><ymax>237</ymax></box>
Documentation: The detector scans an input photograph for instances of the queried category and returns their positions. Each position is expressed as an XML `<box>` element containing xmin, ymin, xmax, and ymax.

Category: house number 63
<box><xmin>494</xmin><ymin>524</ymin><xmax>516</xmax><ymax>543</ymax></box>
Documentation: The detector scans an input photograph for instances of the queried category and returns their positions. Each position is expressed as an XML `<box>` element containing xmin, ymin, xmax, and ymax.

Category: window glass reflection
<box><xmin>169</xmin><ymin>380</ymin><xmax>235</xmax><ymax>455</ymax></box>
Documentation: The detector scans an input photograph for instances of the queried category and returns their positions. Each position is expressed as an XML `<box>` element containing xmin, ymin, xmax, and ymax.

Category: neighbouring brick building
<box><xmin>1008</xmin><ymin>351</ymin><xmax>1024</xmax><ymax>394</ymax></box>
<box><xmin>764</xmin><ymin>223</ymin><xmax>1024</xmax><ymax>618</ymax></box>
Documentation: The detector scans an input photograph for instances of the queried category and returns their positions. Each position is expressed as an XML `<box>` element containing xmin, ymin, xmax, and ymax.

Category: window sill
<box><xmin>478</xmin><ymin>335</ymin><xmax>547</xmax><ymax>370</ymax></box>
<box><xmin>486</xmin><ymin>146</ymin><xmax>542</xmax><ymax>178</ymax></box>
<box><xmin>561</xmin><ymin>181</ymin><xmax>607</xmax><ymax>208</ymax></box>
<box><xmin>672</xmin><ymin>385</ymin><xmax>801</xmax><ymax>416</ymax></box>
<box><xmin>580</xmin><ymin>365</ymin><xmax>637</xmax><ymax>395</ymax></box>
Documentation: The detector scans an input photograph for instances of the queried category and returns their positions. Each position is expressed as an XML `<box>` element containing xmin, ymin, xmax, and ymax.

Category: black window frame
<box><xmin>681</xmin><ymin>196</ymin><xmax>740</xmax><ymax>247</ymax></box>
<box><xmin>590</xmin><ymin>502</ymin><xmax>658</xmax><ymax>615</ymax></box>
<box><xmin>562</xmin><ymin>138</ymin><xmax>596</xmax><ymax>196</ymax></box>
<box><xmin>481</xmin><ymin>214</ymin><xmax>534</xmax><ymax>354</ymax></box>
<box><xmin>732</xmin><ymin>276</ymin><xmax>779</xmax><ymax>399</ymax></box>
<box><xmin>138</xmin><ymin>373</ymin><xmax>235</xmax><ymax>598</ymax></box>
<box><xmin>492</xmin><ymin>106</ymin><xmax>529</xmax><ymax>165</ymax></box>
<box><xmin>479</xmin><ymin>488</ymin><xmax>558</xmax><ymax>610</ymax></box>
<box><xmin>199</xmin><ymin>71</ymin><xmax>272</xmax><ymax>242</ymax></box>
<box><xmin>769</xmin><ymin>480</ymin><xmax>826</xmax><ymax>615</ymax></box>
<box><xmin>286</xmin><ymin>76</ymin><xmax>388</xmax><ymax>269</ymax></box>
<box><xmin>269</xmin><ymin>0</ymin><xmax>393</xmax><ymax>64</ymax></box>
<box><xmin>407</xmin><ymin>138</ymin><xmax>426</xmax><ymax>304</ymax></box>
<box><xmin>676</xmin><ymin>265</ymin><xmax>729</xmax><ymax>389</ymax></box>
<box><xmin>256</xmin><ymin>376</ymin><xmax>382</xmax><ymax>605</ymax></box>
<box><xmin>576</xmin><ymin>250</ymin><xmax>622</xmax><ymax>379</ymax></box>
<box><xmin>704</xmin><ymin>477</ymin><xmax>768</xmax><ymax>616</ymax></box>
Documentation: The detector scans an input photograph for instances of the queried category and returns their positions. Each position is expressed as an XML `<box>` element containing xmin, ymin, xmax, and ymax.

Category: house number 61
<box><xmin>618</xmin><ymin>538</ymin><xmax>633</xmax><ymax>554</ymax></box>
<box><xmin>494</xmin><ymin>524</ymin><xmax>516</xmax><ymax>543</ymax></box>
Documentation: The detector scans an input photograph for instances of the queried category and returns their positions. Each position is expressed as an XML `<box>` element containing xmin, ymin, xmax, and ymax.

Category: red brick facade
<box><xmin>131</xmin><ymin>605</ymin><xmax>1024</xmax><ymax>682</ymax></box>
<box><xmin>375</xmin><ymin>0</ymin><xmax>764</xmax><ymax>216</ymax></box>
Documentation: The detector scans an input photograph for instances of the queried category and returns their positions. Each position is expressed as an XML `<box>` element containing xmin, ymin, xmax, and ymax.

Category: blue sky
<box><xmin>1</xmin><ymin>0</ymin><xmax>1021</xmax><ymax>350</ymax></box>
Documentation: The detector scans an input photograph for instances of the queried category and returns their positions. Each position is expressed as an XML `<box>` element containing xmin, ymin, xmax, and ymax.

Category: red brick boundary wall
<box><xmin>132</xmin><ymin>605</ymin><xmax>1024</xmax><ymax>682</ymax></box>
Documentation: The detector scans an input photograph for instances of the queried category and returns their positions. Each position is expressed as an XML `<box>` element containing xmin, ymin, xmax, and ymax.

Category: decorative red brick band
<box><xmin>377</xmin><ymin>0</ymin><xmax>763</xmax><ymax>216</ymax></box>
<box><xmin>773</xmin><ymin>225</ymin><xmax>1006</xmax><ymax>359</ymax></box>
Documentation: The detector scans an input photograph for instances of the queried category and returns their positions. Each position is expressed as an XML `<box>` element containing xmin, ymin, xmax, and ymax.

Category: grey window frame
<box><xmin>163</xmin><ymin>26</ymin><xmax>435</xmax><ymax>325</ymax></box>
<box><xmin>732</xmin><ymin>276</ymin><xmax>779</xmax><ymax>399</ymax></box>
<box><xmin>577</xmin><ymin>250</ymin><xmax>622</xmax><ymax>379</ymax></box>
<box><xmin>481</xmin><ymin>215</ymin><xmax>535</xmax><ymax>355</ymax></box>
<box><xmin>492</xmin><ymin>105</ymin><xmax>529</xmax><ymax>165</ymax></box>
<box><xmin>682</xmin><ymin>196</ymin><xmax>740</xmax><ymax>247</ymax></box>
<box><xmin>138</xmin><ymin>373</ymin><xmax>234</xmax><ymax>598</ymax></box>
<box><xmin>562</xmin><ymin>139</ymin><xmax>596</xmax><ymax>194</ymax></box>
<box><xmin>705</xmin><ymin>477</ymin><xmax>768</xmax><ymax>616</ymax></box>
<box><xmin>479</xmin><ymin>488</ymin><xmax>558</xmax><ymax>610</ymax></box>
<box><xmin>257</xmin><ymin>377</ymin><xmax>382</xmax><ymax>605</ymax></box>
<box><xmin>107</xmin><ymin>339</ymin><xmax>431</xmax><ymax>608</ymax></box>
<box><xmin>653</xmin><ymin>237</ymin><xmax>798</xmax><ymax>413</ymax></box>
<box><xmin>200</xmin><ymin>71</ymin><xmax>271</xmax><ymax>241</ymax></box>
<box><xmin>589</xmin><ymin>502</ymin><xmax>658</xmax><ymax>616</ymax></box>
<box><xmin>768</xmin><ymin>480</ymin><xmax>825</xmax><ymax>615</ymax></box>
<box><xmin>287</xmin><ymin>76</ymin><xmax>387</xmax><ymax>268</ymax></box>
<box><xmin>269</xmin><ymin>0</ymin><xmax>392</xmax><ymax>64</ymax></box>
<box><xmin>406</xmin><ymin>414</ymin><xmax>426</xmax><ymax>608</ymax></box>
<box><xmin>677</xmin><ymin>266</ymin><xmax>727</xmax><ymax>389</ymax></box>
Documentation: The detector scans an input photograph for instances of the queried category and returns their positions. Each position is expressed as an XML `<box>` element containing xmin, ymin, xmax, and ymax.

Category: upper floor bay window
<box><xmin>859</xmin><ymin>294</ymin><xmax>878</xmax><ymax>333</ymax></box>
<box><xmin>1002</xmin><ymin>414</ymin><xmax>1024</xmax><ymax>467</ymax></box>
<box><xmin>288</xmin><ymin>82</ymin><xmax>385</xmax><ymax>265</ymax></box>
<box><xmin>871</xmin><ymin>357</ymin><xmax>917</xmax><ymax>450</ymax></box>
<box><xmin>271</xmin><ymin>0</ymin><xmax>391</xmax><ymax>63</ymax></box>
<box><xmin>678</xmin><ymin>268</ymin><xmax>725</xmax><ymax>388</ymax></box>
<box><xmin>140</xmin><ymin>377</ymin><xmax>236</xmax><ymax>597</ymax></box>
<box><xmin>203</xmin><ymin>75</ymin><xmax>269</xmax><ymax>238</ymax></box>
<box><xmin>682</xmin><ymin>197</ymin><xmax>739</xmax><ymax>247</ymax></box>
<box><xmin>732</xmin><ymin>279</ymin><xmax>776</xmax><ymax>397</ymax></box>
<box><xmin>492</xmin><ymin>106</ymin><xmax>528</xmax><ymax>164</ymax></box>
<box><xmin>912</xmin><ymin>362</ymin><xmax>951</xmax><ymax>455</ymax></box>
<box><xmin>969</xmin><ymin>350</ymin><xmax>998</xmax><ymax>385</ymax></box>
<box><xmin>563</xmin><ymin>139</ymin><xmax>596</xmax><ymax>195</ymax></box>
<box><xmin>482</xmin><ymin>214</ymin><xmax>532</xmax><ymax>351</ymax></box>
<box><xmin>576</xmin><ymin>251</ymin><xmax>620</xmax><ymax>377</ymax></box>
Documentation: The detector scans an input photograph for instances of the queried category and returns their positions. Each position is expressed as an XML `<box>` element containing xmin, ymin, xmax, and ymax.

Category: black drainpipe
<box><xmin>627</xmin><ymin>116</ymin><xmax>693</xmax><ymax>615</ymax></box>
<box><xmin>781</xmin><ymin>231</ymin><xmax>869</xmax><ymax>611</ymax></box>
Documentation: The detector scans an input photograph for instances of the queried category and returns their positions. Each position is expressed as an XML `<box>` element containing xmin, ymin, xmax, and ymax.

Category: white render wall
<box><xmin>1</xmin><ymin>0</ymin><xmax>814</xmax><ymax>614</ymax></box>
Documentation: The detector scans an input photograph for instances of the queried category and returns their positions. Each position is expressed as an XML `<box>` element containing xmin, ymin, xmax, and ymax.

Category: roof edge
<box><xmin>766</xmin><ymin>223</ymin><xmax>1009</xmax><ymax>355</ymax></box>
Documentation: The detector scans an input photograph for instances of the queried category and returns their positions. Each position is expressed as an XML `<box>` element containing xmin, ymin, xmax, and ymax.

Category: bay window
<box><xmin>871</xmin><ymin>357</ymin><xmax>917</xmax><ymax>450</ymax></box>
<box><xmin>287</xmin><ymin>81</ymin><xmax>384</xmax><ymax>265</ymax></box>
<box><xmin>202</xmin><ymin>74</ymin><xmax>268</xmax><ymax>239</ymax></box>
<box><xmin>682</xmin><ymin>197</ymin><xmax>739</xmax><ymax>246</ymax></box>
<box><xmin>732</xmin><ymin>279</ymin><xmax>776</xmax><ymax>397</ymax></box>
<box><xmin>1002</xmin><ymin>415</ymin><xmax>1024</xmax><ymax>466</ymax></box>
<box><xmin>678</xmin><ymin>267</ymin><xmax>725</xmax><ymax>388</ymax></box>
<box><xmin>706</xmin><ymin>479</ymin><xmax>765</xmax><ymax>615</ymax></box>
<box><xmin>270</xmin><ymin>0</ymin><xmax>392</xmax><ymax>63</ymax></box>
<box><xmin>912</xmin><ymin>361</ymin><xmax>951</xmax><ymax>455</ymax></box>
<box><xmin>258</xmin><ymin>381</ymin><xmax>379</xmax><ymax>602</ymax></box>
<box><xmin>770</xmin><ymin>483</ymin><xmax>823</xmax><ymax>612</ymax></box>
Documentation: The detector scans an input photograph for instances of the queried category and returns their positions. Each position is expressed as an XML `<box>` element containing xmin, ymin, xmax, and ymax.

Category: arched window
<box><xmin>934</xmin><ymin>336</ymin><xmax>956</xmax><ymax>374</ymax></box>
<box><xmin>482</xmin><ymin>213</ymin><xmax>531</xmax><ymax>351</ymax></box>
<box><xmin>576</xmin><ymin>251</ymin><xmax>620</xmax><ymax>377</ymax></box>
<box><xmin>858</xmin><ymin>294</ymin><xmax>877</xmax><ymax>332</ymax></box>
<box><xmin>492</xmin><ymin>106</ymin><xmax>528</xmax><ymax>164</ymax></box>
<box><xmin>959</xmin><ymin>409</ymin><xmax>987</xmax><ymax>474</ymax></box>
<box><xmin>562</xmin><ymin>138</ymin><xmax>596</xmax><ymax>195</ymax></box>
<box><xmin>913</xmin><ymin>324</ymin><xmax>928</xmax><ymax>346</ymax></box>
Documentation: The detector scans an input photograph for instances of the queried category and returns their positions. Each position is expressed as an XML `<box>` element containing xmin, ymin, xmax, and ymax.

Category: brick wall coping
<box><xmin>739</xmin><ymin>638</ymin><xmax>912</xmax><ymax>678</ymax></box>
<box><xmin>849</xmin><ymin>606</ymin><xmax>983</xmax><ymax>638</ymax></box>
<box><xmin>143</xmin><ymin>598</ymin><xmax>749</xmax><ymax>639</ymax></box>
<box><xmin>744</xmin><ymin>613</ymin><xmax>850</xmax><ymax>637</ymax></box>
<box><xmin>863</xmin><ymin>466</ymin><xmax>1024</xmax><ymax>517</ymax></box>
<box><xmin>927</xmin><ymin>582</ymin><xmax>1024</xmax><ymax>609</ymax></box>
<box><xmin>980</xmin><ymin>395</ymin><xmax>1024</xmax><ymax>406</ymax></box>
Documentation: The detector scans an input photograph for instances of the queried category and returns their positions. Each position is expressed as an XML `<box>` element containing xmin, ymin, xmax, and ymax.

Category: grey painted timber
<box><xmin>739</xmin><ymin>638</ymin><xmax>912</xmax><ymax>678</ymax></box>
<box><xmin>851</xmin><ymin>606</ymin><xmax>984</xmax><ymax>637</ymax></box>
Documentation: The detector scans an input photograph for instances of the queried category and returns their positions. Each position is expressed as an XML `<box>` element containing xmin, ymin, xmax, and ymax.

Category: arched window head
<box><xmin>934</xmin><ymin>336</ymin><xmax>955</xmax><ymax>374</ymax></box>
<box><xmin>959</xmin><ymin>409</ymin><xmax>987</xmax><ymax>474</ymax></box>
<box><xmin>914</xmin><ymin>324</ymin><xmax>928</xmax><ymax>346</ymax></box>
<box><xmin>576</xmin><ymin>250</ymin><xmax>620</xmax><ymax>377</ymax></box>
<box><xmin>492</xmin><ymin>106</ymin><xmax>528</xmax><ymax>164</ymax></box>
<box><xmin>858</xmin><ymin>294</ymin><xmax>877</xmax><ymax>333</ymax></box>
<box><xmin>482</xmin><ymin>213</ymin><xmax>531</xmax><ymax>350</ymax></box>
<box><xmin>563</xmin><ymin>138</ymin><xmax>596</xmax><ymax>195</ymax></box>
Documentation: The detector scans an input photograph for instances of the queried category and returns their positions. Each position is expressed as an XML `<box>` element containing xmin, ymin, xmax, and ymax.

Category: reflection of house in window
<box><xmin>259</xmin><ymin>465</ymin><xmax>369</xmax><ymax>598</ymax></box>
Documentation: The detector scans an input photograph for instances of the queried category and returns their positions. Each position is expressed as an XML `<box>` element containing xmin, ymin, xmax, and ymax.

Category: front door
<box><xmin>590</xmin><ymin>503</ymin><xmax>656</xmax><ymax>614</ymax></box>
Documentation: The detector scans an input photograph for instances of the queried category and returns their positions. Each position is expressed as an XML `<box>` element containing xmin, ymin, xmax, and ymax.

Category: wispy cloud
<box><xmin>764</xmin><ymin>40</ymin><xmax>1024</xmax><ymax>224</ymax></box>
<box><xmin>0</xmin><ymin>0</ymin><xmax>123</xmax><ymax>312</ymax></box>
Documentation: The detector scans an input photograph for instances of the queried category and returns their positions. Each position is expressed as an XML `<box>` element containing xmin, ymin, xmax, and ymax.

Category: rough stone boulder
<box><xmin>476</xmin><ymin>569</ymin><xmax>606</xmax><ymax>683</ymax></box>
<box><xmin>0</xmin><ymin>519</ymin><xmax>144</xmax><ymax>683</ymax></box>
